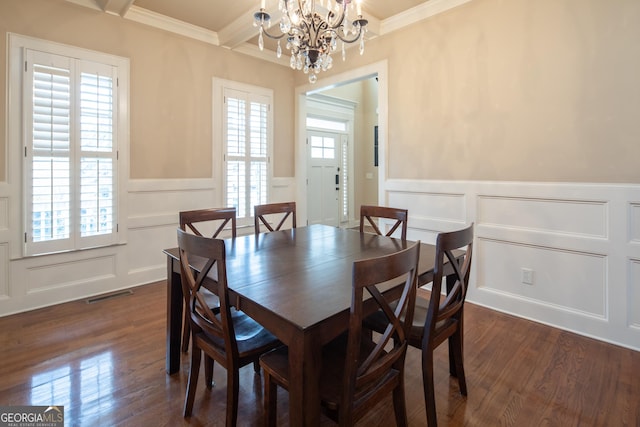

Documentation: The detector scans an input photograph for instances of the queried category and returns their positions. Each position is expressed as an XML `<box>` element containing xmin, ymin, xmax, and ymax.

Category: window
<box><xmin>306</xmin><ymin>116</ymin><xmax>347</xmax><ymax>132</ymax></box>
<box><xmin>310</xmin><ymin>135</ymin><xmax>336</xmax><ymax>159</ymax></box>
<box><xmin>219</xmin><ymin>83</ymin><xmax>273</xmax><ymax>220</ymax></box>
<box><xmin>9</xmin><ymin>34</ymin><xmax>129</xmax><ymax>256</ymax></box>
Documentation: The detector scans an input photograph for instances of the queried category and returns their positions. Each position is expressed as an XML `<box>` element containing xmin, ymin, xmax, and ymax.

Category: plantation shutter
<box><xmin>24</xmin><ymin>49</ymin><xmax>118</xmax><ymax>255</ymax></box>
<box><xmin>224</xmin><ymin>88</ymin><xmax>269</xmax><ymax>219</ymax></box>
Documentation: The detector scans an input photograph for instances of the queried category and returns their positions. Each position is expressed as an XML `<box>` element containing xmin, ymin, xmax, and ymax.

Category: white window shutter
<box><xmin>223</xmin><ymin>88</ymin><xmax>271</xmax><ymax>220</ymax></box>
<box><xmin>25</xmin><ymin>50</ymin><xmax>74</xmax><ymax>254</ymax></box>
<box><xmin>24</xmin><ymin>50</ymin><xmax>118</xmax><ymax>255</ymax></box>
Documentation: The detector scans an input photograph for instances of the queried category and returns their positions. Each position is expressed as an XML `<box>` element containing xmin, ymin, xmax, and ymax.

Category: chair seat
<box><xmin>408</xmin><ymin>294</ymin><xmax>445</xmax><ymax>339</ymax></box>
<box><xmin>199</xmin><ymin>309</ymin><xmax>279</xmax><ymax>358</ymax></box>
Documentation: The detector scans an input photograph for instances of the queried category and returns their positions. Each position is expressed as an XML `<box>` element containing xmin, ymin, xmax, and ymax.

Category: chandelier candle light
<box><xmin>253</xmin><ymin>0</ymin><xmax>368</xmax><ymax>83</ymax></box>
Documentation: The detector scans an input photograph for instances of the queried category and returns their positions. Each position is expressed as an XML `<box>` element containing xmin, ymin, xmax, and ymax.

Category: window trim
<box><xmin>213</xmin><ymin>78</ymin><xmax>274</xmax><ymax>226</ymax></box>
<box><xmin>7</xmin><ymin>33</ymin><xmax>129</xmax><ymax>258</ymax></box>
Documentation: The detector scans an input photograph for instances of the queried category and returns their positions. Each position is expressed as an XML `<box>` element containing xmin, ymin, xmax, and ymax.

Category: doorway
<box><xmin>295</xmin><ymin>60</ymin><xmax>388</xmax><ymax>227</ymax></box>
<box><xmin>305</xmin><ymin>96</ymin><xmax>354</xmax><ymax>227</ymax></box>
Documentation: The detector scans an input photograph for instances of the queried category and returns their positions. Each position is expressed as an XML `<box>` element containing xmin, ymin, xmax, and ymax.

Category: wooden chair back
<box><xmin>360</xmin><ymin>205</ymin><xmax>408</xmax><ymax>240</ymax></box>
<box><xmin>414</xmin><ymin>223</ymin><xmax>474</xmax><ymax>426</ymax></box>
<box><xmin>254</xmin><ymin>202</ymin><xmax>296</xmax><ymax>234</ymax></box>
<box><xmin>177</xmin><ymin>229</ymin><xmax>236</xmax><ymax>353</ymax></box>
<box><xmin>338</xmin><ymin>241</ymin><xmax>420</xmax><ymax>423</ymax></box>
<box><xmin>179</xmin><ymin>207</ymin><xmax>236</xmax><ymax>239</ymax></box>
<box><xmin>420</xmin><ymin>223</ymin><xmax>474</xmax><ymax>350</ymax></box>
<box><xmin>178</xmin><ymin>208</ymin><xmax>235</xmax><ymax>352</ymax></box>
<box><xmin>177</xmin><ymin>228</ymin><xmax>280</xmax><ymax>425</ymax></box>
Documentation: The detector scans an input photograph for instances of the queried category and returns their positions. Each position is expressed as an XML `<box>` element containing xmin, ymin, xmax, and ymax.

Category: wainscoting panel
<box><xmin>0</xmin><ymin>185</ymin><xmax>10</xmax><ymax>300</ymax></box>
<box><xmin>0</xmin><ymin>197</ymin><xmax>8</xmax><ymax>231</ymax></box>
<box><xmin>476</xmin><ymin>238</ymin><xmax>607</xmax><ymax>318</ymax></box>
<box><xmin>0</xmin><ymin>243</ymin><xmax>8</xmax><ymax>298</ymax></box>
<box><xmin>26</xmin><ymin>255</ymin><xmax>117</xmax><ymax>294</ymax></box>
<box><xmin>389</xmin><ymin>191</ymin><xmax>466</xmax><ymax>223</ymax></box>
<box><xmin>477</xmin><ymin>196</ymin><xmax>607</xmax><ymax>238</ymax></box>
<box><xmin>385</xmin><ymin>179</ymin><xmax>640</xmax><ymax>351</ymax></box>
<box><xmin>630</xmin><ymin>203</ymin><xmax>640</xmax><ymax>243</ymax></box>
<box><xmin>126</xmin><ymin>221</ymin><xmax>178</xmax><ymax>285</ymax></box>
<box><xmin>630</xmin><ymin>258</ymin><xmax>640</xmax><ymax>330</ymax></box>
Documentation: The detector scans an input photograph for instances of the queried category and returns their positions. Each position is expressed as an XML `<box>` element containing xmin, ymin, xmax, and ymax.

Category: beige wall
<box><xmin>3</xmin><ymin>0</ymin><xmax>639</xmax><ymax>184</ymax></box>
<box><xmin>321</xmin><ymin>0</ymin><xmax>640</xmax><ymax>183</ymax></box>
<box><xmin>0</xmin><ymin>0</ymin><xmax>296</xmax><ymax>180</ymax></box>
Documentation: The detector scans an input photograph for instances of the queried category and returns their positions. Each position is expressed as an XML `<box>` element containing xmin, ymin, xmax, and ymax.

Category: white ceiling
<box><xmin>65</xmin><ymin>0</ymin><xmax>471</xmax><ymax>65</ymax></box>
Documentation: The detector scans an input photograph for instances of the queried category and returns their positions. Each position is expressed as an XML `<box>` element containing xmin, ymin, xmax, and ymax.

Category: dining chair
<box><xmin>177</xmin><ymin>228</ymin><xmax>280</xmax><ymax>426</ymax></box>
<box><xmin>180</xmin><ymin>207</ymin><xmax>237</xmax><ymax>239</ymax></box>
<box><xmin>366</xmin><ymin>223</ymin><xmax>474</xmax><ymax>427</ymax></box>
<box><xmin>254</xmin><ymin>201</ymin><xmax>296</xmax><ymax>234</ymax></box>
<box><xmin>360</xmin><ymin>205</ymin><xmax>408</xmax><ymax>240</ymax></box>
<box><xmin>259</xmin><ymin>241</ymin><xmax>421</xmax><ymax>426</ymax></box>
<box><xmin>179</xmin><ymin>207</ymin><xmax>237</xmax><ymax>352</ymax></box>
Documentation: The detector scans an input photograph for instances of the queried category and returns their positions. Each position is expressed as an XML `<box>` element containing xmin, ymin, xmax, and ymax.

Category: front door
<box><xmin>307</xmin><ymin>130</ymin><xmax>341</xmax><ymax>227</ymax></box>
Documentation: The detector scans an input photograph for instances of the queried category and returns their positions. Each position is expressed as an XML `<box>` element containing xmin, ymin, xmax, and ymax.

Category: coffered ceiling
<box><xmin>65</xmin><ymin>0</ymin><xmax>471</xmax><ymax>65</ymax></box>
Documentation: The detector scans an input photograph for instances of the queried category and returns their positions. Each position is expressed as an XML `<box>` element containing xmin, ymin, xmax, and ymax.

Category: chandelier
<box><xmin>253</xmin><ymin>0</ymin><xmax>368</xmax><ymax>83</ymax></box>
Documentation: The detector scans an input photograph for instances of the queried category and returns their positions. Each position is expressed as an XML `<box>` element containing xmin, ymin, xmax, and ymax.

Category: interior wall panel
<box><xmin>26</xmin><ymin>255</ymin><xmax>117</xmax><ymax>294</ymax></box>
<box><xmin>477</xmin><ymin>196</ymin><xmax>607</xmax><ymax>238</ymax></box>
<box><xmin>475</xmin><ymin>238</ymin><xmax>607</xmax><ymax>318</ymax></box>
<box><xmin>629</xmin><ymin>258</ymin><xmax>640</xmax><ymax>329</ymax></box>
<box><xmin>630</xmin><ymin>203</ymin><xmax>640</xmax><ymax>243</ymax></box>
<box><xmin>386</xmin><ymin>179</ymin><xmax>640</xmax><ymax>351</ymax></box>
<box><xmin>0</xmin><ymin>243</ymin><xmax>8</xmax><ymax>298</ymax></box>
<box><xmin>0</xmin><ymin>197</ymin><xmax>8</xmax><ymax>231</ymax></box>
<box><xmin>389</xmin><ymin>191</ymin><xmax>466</xmax><ymax>222</ymax></box>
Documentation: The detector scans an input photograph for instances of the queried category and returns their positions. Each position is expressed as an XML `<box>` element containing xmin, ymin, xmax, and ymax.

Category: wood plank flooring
<box><xmin>0</xmin><ymin>281</ymin><xmax>638</xmax><ymax>426</ymax></box>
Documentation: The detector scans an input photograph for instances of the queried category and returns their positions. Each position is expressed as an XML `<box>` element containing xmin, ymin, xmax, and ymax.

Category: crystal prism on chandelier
<box><xmin>253</xmin><ymin>0</ymin><xmax>368</xmax><ymax>83</ymax></box>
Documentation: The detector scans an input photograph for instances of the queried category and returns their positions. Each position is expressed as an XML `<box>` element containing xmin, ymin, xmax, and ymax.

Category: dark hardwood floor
<box><xmin>0</xmin><ymin>281</ymin><xmax>638</xmax><ymax>426</ymax></box>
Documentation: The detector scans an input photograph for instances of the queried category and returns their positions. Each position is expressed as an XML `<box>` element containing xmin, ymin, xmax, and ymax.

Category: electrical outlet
<box><xmin>521</xmin><ymin>268</ymin><xmax>534</xmax><ymax>285</ymax></box>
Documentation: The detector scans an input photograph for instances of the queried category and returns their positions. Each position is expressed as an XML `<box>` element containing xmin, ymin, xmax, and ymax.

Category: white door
<box><xmin>307</xmin><ymin>130</ymin><xmax>341</xmax><ymax>227</ymax></box>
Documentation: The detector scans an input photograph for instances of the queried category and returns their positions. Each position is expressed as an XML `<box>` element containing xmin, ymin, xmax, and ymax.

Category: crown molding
<box><xmin>124</xmin><ymin>6</ymin><xmax>220</xmax><ymax>45</ymax></box>
<box><xmin>381</xmin><ymin>0</ymin><xmax>473</xmax><ymax>35</ymax></box>
<box><xmin>65</xmin><ymin>0</ymin><xmax>102</xmax><ymax>12</ymax></box>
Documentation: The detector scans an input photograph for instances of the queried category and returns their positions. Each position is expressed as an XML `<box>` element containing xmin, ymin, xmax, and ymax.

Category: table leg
<box><xmin>288</xmin><ymin>335</ymin><xmax>322</xmax><ymax>426</ymax></box>
<box><xmin>166</xmin><ymin>256</ymin><xmax>183</xmax><ymax>374</ymax></box>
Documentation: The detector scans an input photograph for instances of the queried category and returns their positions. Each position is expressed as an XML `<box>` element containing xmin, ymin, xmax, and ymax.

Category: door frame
<box><xmin>295</xmin><ymin>60</ymin><xmax>388</xmax><ymax>226</ymax></box>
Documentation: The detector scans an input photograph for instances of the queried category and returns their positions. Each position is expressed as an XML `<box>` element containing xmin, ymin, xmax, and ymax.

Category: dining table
<box><xmin>164</xmin><ymin>224</ymin><xmax>461</xmax><ymax>427</ymax></box>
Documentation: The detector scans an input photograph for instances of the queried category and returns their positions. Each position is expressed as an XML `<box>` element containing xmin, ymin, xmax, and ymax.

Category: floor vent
<box><xmin>86</xmin><ymin>289</ymin><xmax>133</xmax><ymax>304</ymax></box>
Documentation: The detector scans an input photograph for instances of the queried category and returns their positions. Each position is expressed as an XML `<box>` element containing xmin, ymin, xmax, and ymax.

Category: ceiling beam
<box><xmin>217</xmin><ymin>5</ymin><xmax>275</xmax><ymax>49</ymax></box>
<box><xmin>101</xmin><ymin>0</ymin><xmax>135</xmax><ymax>17</ymax></box>
<box><xmin>125</xmin><ymin>6</ymin><xmax>220</xmax><ymax>46</ymax></box>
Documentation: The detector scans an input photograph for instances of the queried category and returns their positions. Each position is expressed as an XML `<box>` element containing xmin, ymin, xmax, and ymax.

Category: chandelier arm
<box><xmin>331</xmin><ymin>26</ymin><xmax>364</xmax><ymax>44</ymax></box>
<box><xmin>325</xmin><ymin>6</ymin><xmax>346</xmax><ymax>29</ymax></box>
<box><xmin>260</xmin><ymin>25</ymin><xmax>287</xmax><ymax>40</ymax></box>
